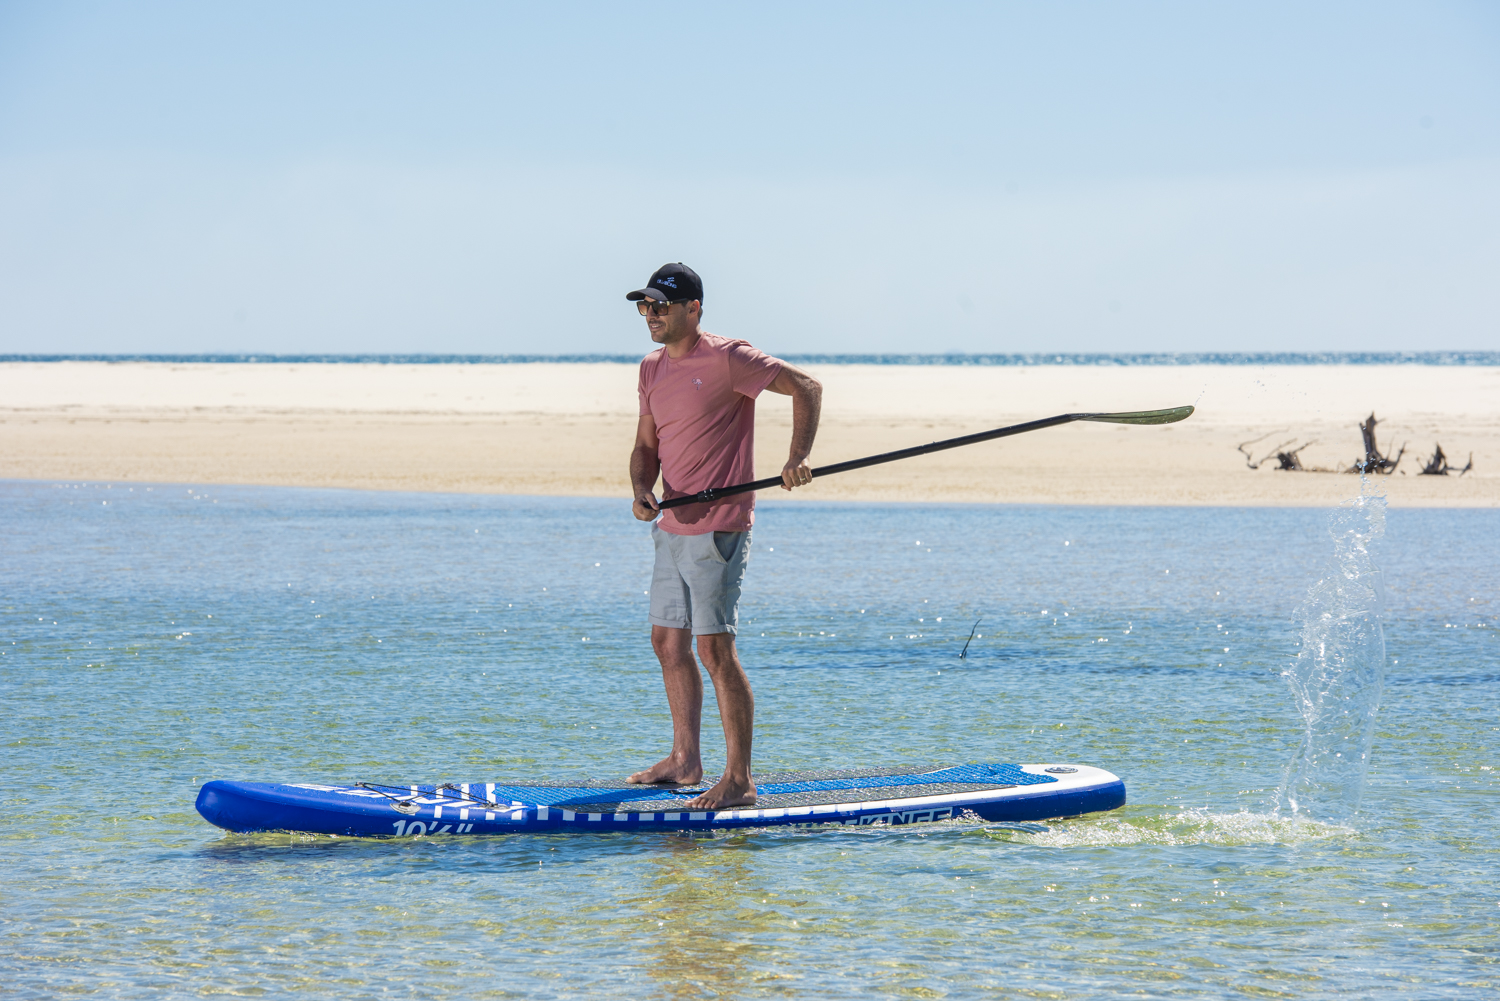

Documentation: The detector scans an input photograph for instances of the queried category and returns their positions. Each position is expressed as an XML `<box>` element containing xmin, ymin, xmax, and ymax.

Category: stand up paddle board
<box><xmin>196</xmin><ymin>762</ymin><xmax>1124</xmax><ymax>836</ymax></box>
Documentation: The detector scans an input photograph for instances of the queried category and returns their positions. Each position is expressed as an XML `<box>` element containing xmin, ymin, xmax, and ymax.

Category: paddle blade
<box><xmin>1078</xmin><ymin>405</ymin><xmax>1195</xmax><ymax>425</ymax></box>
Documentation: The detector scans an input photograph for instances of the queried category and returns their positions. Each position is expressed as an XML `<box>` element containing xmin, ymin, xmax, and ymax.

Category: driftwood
<box><xmin>1237</xmin><ymin>431</ymin><xmax>1286</xmax><ymax>469</ymax></box>
<box><xmin>1418</xmin><ymin>443</ymin><xmax>1473</xmax><ymax>476</ymax></box>
<box><xmin>1241</xmin><ymin>412</ymin><xmax>1474</xmax><ymax>478</ymax></box>
<box><xmin>1348</xmin><ymin>412</ymin><xmax>1404</xmax><ymax>475</ymax></box>
<box><xmin>1237</xmin><ymin>431</ymin><xmax>1323</xmax><ymax>471</ymax></box>
<box><xmin>1273</xmin><ymin>441</ymin><xmax>1317</xmax><ymax>471</ymax></box>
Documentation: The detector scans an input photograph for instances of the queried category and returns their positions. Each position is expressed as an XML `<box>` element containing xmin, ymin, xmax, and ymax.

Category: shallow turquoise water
<box><xmin>3</xmin><ymin>480</ymin><xmax>1497</xmax><ymax>998</ymax></box>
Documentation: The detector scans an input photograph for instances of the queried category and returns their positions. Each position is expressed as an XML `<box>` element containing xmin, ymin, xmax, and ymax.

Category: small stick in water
<box><xmin>960</xmin><ymin>618</ymin><xmax>982</xmax><ymax>659</ymax></box>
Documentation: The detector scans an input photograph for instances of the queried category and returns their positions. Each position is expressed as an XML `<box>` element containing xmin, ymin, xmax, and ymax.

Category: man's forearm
<box><xmin>788</xmin><ymin>383</ymin><xmax>822</xmax><ymax>462</ymax></box>
<box><xmin>631</xmin><ymin>444</ymin><xmax>661</xmax><ymax>496</ymax></box>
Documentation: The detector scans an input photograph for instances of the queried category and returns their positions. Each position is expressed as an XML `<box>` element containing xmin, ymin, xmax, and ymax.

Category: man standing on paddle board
<box><xmin>626</xmin><ymin>262</ymin><xmax>822</xmax><ymax>810</ymax></box>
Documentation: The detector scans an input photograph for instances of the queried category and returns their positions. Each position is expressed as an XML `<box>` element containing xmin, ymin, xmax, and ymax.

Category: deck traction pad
<box><xmin>566</xmin><ymin>781</ymin><xmax>1019</xmax><ymax>813</ymax></box>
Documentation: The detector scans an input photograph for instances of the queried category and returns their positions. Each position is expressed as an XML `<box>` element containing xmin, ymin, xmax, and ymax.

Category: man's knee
<box><xmin>652</xmin><ymin>625</ymin><xmax>692</xmax><ymax>659</ymax></box>
<box><xmin>695</xmin><ymin>633</ymin><xmax>739</xmax><ymax>672</ymax></box>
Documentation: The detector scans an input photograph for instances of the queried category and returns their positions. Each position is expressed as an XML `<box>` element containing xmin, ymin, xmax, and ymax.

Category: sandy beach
<box><xmin>2</xmin><ymin>360</ymin><xmax>1496</xmax><ymax>506</ymax></box>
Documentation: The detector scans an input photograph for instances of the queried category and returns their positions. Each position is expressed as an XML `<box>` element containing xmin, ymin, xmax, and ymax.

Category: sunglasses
<box><xmin>636</xmin><ymin>298</ymin><xmax>689</xmax><ymax>316</ymax></box>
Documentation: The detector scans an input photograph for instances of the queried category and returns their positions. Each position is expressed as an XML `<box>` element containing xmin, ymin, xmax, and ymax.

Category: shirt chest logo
<box><xmin>692</xmin><ymin>378</ymin><xmax>703</xmax><ymax>390</ymax></box>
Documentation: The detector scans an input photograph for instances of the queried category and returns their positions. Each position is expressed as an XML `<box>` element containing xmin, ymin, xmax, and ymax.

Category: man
<box><xmin>626</xmin><ymin>262</ymin><xmax>822</xmax><ymax>810</ymax></box>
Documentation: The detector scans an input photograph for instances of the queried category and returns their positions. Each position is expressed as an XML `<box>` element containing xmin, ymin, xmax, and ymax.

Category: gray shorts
<box><xmin>649</xmin><ymin>524</ymin><xmax>752</xmax><ymax>635</ymax></box>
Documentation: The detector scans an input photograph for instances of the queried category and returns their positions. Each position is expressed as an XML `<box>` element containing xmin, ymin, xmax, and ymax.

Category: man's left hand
<box><xmin>781</xmin><ymin>457</ymin><xmax>813</xmax><ymax>491</ymax></box>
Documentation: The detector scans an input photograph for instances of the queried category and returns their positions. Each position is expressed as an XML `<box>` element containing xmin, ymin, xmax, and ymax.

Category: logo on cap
<box><xmin>659</xmin><ymin>277</ymin><xmax>677</xmax><ymax>288</ymax></box>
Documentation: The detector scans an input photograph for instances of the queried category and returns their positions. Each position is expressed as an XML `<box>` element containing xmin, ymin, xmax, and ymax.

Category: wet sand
<box><xmin>2</xmin><ymin>361</ymin><xmax>1496</xmax><ymax>506</ymax></box>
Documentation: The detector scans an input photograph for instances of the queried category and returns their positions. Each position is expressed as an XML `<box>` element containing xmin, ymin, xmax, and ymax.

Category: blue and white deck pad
<box><xmin>197</xmin><ymin>763</ymin><xmax>1125</xmax><ymax>837</ymax></box>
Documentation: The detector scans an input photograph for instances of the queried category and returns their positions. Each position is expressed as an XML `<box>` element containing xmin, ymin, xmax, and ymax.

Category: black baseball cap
<box><xmin>626</xmin><ymin>262</ymin><xmax>703</xmax><ymax>303</ymax></box>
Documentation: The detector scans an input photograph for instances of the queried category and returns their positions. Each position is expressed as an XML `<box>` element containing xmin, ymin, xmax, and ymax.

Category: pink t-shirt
<box><xmin>638</xmin><ymin>332</ymin><xmax>783</xmax><ymax>535</ymax></box>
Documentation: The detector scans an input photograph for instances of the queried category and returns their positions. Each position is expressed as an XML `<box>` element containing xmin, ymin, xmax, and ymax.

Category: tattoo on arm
<box><xmin>631</xmin><ymin>443</ymin><xmax>660</xmax><ymax>496</ymax></box>
<box><xmin>789</xmin><ymin>373</ymin><xmax>822</xmax><ymax>463</ymax></box>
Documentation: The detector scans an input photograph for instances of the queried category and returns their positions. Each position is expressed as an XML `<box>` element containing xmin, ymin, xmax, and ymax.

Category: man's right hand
<box><xmin>633</xmin><ymin>492</ymin><xmax>660</xmax><ymax>522</ymax></box>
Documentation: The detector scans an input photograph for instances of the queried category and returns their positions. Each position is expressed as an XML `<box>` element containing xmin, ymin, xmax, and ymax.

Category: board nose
<box><xmin>196</xmin><ymin>779</ymin><xmax>248</xmax><ymax>832</ymax></box>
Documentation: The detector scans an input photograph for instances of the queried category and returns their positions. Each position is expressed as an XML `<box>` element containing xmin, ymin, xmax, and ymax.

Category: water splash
<box><xmin>1276</xmin><ymin>477</ymin><xmax>1388</xmax><ymax>822</ymax></box>
<box><xmin>976</xmin><ymin>809</ymin><xmax>1353</xmax><ymax>848</ymax></box>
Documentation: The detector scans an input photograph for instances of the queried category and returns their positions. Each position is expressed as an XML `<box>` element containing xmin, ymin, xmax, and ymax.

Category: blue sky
<box><xmin>1</xmin><ymin>1</ymin><xmax>1496</xmax><ymax>355</ymax></box>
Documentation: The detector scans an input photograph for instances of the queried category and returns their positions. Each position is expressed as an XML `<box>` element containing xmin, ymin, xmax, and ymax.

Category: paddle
<box><xmin>656</xmin><ymin>405</ymin><xmax>1195</xmax><ymax>510</ymax></box>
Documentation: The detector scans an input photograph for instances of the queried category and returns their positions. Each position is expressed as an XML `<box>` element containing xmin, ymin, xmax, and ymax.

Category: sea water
<box><xmin>3</xmin><ymin>481</ymin><xmax>1497</xmax><ymax>998</ymax></box>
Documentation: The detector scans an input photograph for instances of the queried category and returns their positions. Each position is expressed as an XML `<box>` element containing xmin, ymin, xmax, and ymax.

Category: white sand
<box><xmin>3</xmin><ymin>361</ymin><xmax>1496</xmax><ymax>506</ymax></box>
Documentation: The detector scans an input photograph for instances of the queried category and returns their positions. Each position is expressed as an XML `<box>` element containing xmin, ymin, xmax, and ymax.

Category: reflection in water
<box><xmin>1277</xmin><ymin>478</ymin><xmax>1388</xmax><ymax>822</ymax></box>
<box><xmin>634</xmin><ymin>835</ymin><xmax>765</xmax><ymax>1000</ymax></box>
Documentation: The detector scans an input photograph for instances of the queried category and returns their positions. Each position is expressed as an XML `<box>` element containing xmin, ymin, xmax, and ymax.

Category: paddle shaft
<box><xmin>657</xmin><ymin>411</ymin><xmax>1082</xmax><ymax>510</ymax></box>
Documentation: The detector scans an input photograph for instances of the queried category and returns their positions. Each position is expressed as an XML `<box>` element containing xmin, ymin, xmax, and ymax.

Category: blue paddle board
<box><xmin>196</xmin><ymin>762</ymin><xmax>1125</xmax><ymax>836</ymax></box>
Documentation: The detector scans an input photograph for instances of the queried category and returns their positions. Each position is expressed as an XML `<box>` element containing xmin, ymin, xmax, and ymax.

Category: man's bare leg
<box><xmin>682</xmin><ymin>632</ymin><xmax>757</xmax><ymax>810</ymax></box>
<box><xmin>627</xmin><ymin>625</ymin><xmax>705</xmax><ymax>786</ymax></box>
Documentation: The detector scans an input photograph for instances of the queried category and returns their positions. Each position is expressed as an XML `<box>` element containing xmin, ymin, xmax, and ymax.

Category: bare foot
<box><xmin>682</xmin><ymin>775</ymin><xmax>756</xmax><ymax>810</ymax></box>
<box><xmin>627</xmin><ymin>755</ymin><xmax>703</xmax><ymax>786</ymax></box>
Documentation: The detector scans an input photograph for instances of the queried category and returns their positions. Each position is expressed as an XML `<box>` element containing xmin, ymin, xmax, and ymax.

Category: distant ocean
<box><xmin>3</xmin><ymin>351</ymin><xmax>1499</xmax><ymax>366</ymax></box>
